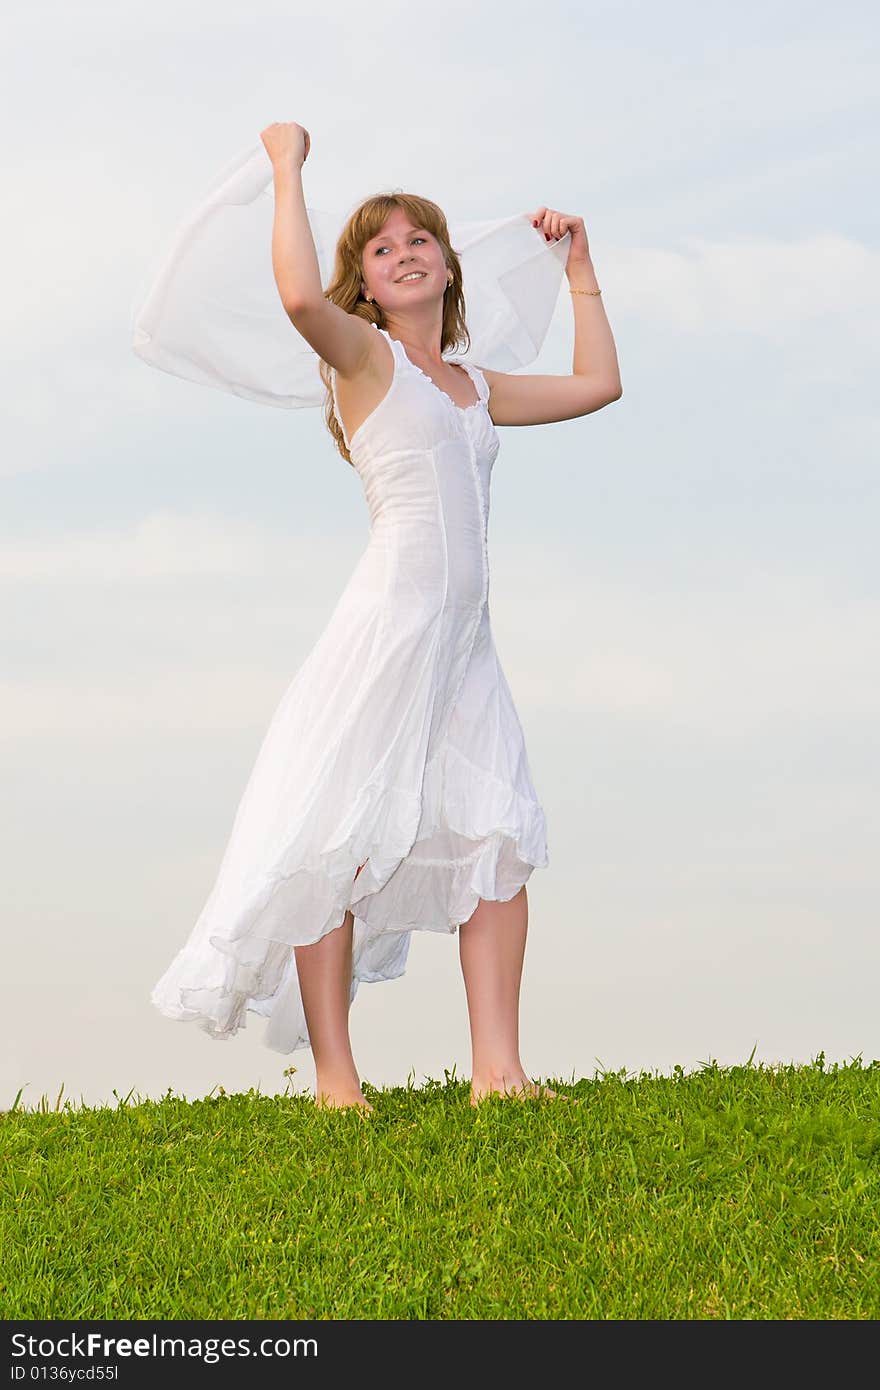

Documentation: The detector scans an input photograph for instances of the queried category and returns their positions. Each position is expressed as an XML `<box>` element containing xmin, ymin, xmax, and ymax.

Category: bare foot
<box><xmin>470</xmin><ymin>1075</ymin><xmax>579</xmax><ymax>1106</ymax></box>
<box><xmin>314</xmin><ymin>1087</ymin><xmax>374</xmax><ymax>1114</ymax></box>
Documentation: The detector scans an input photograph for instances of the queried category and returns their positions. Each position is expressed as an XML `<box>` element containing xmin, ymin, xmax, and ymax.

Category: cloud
<box><xmin>490</xmin><ymin>543</ymin><xmax>880</xmax><ymax>730</ymax></box>
<box><xmin>602</xmin><ymin>234</ymin><xmax>880</xmax><ymax>343</ymax></box>
<box><xmin>2</xmin><ymin>517</ymin><xmax>876</xmax><ymax>741</ymax></box>
<box><xmin>0</xmin><ymin>512</ymin><xmax>357</xmax><ymax>582</ymax></box>
<box><xmin>0</xmin><ymin>667</ymin><xmax>285</xmax><ymax>740</ymax></box>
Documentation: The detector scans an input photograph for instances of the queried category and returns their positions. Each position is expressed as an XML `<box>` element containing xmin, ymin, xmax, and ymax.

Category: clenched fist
<box><xmin>260</xmin><ymin>121</ymin><xmax>310</xmax><ymax>171</ymax></box>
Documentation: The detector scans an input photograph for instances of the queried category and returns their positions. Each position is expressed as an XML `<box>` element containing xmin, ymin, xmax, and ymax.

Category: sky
<box><xmin>2</xmin><ymin>0</ymin><xmax>878</xmax><ymax>1109</ymax></box>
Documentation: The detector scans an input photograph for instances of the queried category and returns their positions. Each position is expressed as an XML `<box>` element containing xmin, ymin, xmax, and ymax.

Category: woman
<box><xmin>151</xmin><ymin>121</ymin><xmax>622</xmax><ymax>1112</ymax></box>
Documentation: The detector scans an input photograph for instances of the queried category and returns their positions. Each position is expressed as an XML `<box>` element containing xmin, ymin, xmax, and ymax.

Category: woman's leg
<box><xmin>293</xmin><ymin>863</ymin><xmax>372</xmax><ymax>1111</ymax></box>
<box><xmin>458</xmin><ymin>885</ymin><xmax>559</xmax><ymax>1104</ymax></box>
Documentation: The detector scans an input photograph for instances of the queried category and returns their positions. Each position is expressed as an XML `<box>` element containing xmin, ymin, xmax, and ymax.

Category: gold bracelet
<box><xmin>569</xmin><ymin>287</ymin><xmax>602</xmax><ymax>296</ymax></box>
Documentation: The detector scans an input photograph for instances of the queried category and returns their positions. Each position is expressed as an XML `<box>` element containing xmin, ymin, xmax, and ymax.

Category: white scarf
<box><xmin>131</xmin><ymin>140</ymin><xmax>571</xmax><ymax>410</ymax></box>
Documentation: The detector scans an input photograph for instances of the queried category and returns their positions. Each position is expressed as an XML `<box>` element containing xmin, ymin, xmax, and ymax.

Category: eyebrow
<box><xmin>367</xmin><ymin>226</ymin><xmax>429</xmax><ymax>247</ymax></box>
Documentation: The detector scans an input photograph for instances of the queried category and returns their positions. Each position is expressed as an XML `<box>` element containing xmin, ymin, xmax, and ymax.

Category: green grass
<box><xmin>2</xmin><ymin>1053</ymin><xmax>878</xmax><ymax>1320</ymax></box>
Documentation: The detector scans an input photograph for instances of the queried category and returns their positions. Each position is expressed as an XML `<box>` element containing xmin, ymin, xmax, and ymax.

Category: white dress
<box><xmin>150</xmin><ymin>324</ymin><xmax>549</xmax><ymax>1054</ymax></box>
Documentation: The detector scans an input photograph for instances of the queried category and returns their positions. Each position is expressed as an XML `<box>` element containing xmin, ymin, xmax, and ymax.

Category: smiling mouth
<box><xmin>396</xmin><ymin>271</ymin><xmax>427</xmax><ymax>282</ymax></box>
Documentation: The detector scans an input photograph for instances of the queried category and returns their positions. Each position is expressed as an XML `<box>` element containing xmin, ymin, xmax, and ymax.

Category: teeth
<box><xmin>398</xmin><ymin>272</ymin><xmax>426</xmax><ymax>281</ymax></box>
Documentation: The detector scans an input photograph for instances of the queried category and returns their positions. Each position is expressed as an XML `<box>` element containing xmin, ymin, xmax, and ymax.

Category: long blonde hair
<box><xmin>318</xmin><ymin>192</ymin><xmax>470</xmax><ymax>465</ymax></box>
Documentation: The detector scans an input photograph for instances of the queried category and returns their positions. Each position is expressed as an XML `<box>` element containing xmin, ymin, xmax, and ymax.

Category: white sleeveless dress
<box><xmin>150</xmin><ymin>324</ymin><xmax>549</xmax><ymax>1054</ymax></box>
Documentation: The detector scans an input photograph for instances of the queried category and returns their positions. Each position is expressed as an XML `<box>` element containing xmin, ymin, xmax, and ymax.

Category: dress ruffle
<box><xmin>150</xmin><ymin>734</ymin><xmax>547</xmax><ymax>1054</ymax></box>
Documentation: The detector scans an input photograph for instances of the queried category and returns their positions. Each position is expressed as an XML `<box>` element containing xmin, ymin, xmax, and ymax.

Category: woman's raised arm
<box><xmin>260</xmin><ymin>121</ymin><xmax>324</xmax><ymax>315</ymax></box>
<box><xmin>259</xmin><ymin>121</ymin><xmax>374</xmax><ymax>379</ymax></box>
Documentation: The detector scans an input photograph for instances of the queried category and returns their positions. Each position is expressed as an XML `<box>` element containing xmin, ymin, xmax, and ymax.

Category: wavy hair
<box><xmin>317</xmin><ymin>191</ymin><xmax>470</xmax><ymax>465</ymax></box>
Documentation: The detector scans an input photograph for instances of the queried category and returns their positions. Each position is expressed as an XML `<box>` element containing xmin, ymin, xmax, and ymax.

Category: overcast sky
<box><xmin>3</xmin><ymin>0</ymin><xmax>878</xmax><ymax>1109</ymax></box>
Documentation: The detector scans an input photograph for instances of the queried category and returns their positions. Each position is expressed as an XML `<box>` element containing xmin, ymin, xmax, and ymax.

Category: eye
<box><xmin>375</xmin><ymin>236</ymin><xmax>427</xmax><ymax>255</ymax></box>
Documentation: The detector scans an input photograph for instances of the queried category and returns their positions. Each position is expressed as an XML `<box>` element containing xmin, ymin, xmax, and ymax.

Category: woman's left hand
<box><xmin>531</xmin><ymin>206</ymin><xmax>590</xmax><ymax>272</ymax></box>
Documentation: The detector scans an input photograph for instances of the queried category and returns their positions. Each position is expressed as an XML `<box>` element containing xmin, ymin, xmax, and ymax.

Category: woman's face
<box><xmin>360</xmin><ymin>208</ymin><xmax>448</xmax><ymax>312</ymax></box>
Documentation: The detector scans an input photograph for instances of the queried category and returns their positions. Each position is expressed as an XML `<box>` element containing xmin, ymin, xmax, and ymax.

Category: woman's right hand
<box><xmin>259</xmin><ymin>121</ymin><xmax>310</xmax><ymax>171</ymax></box>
